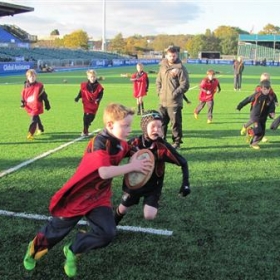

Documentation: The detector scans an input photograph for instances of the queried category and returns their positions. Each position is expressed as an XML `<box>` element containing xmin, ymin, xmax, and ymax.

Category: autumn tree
<box><xmin>150</xmin><ymin>34</ymin><xmax>176</xmax><ymax>52</ymax></box>
<box><xmin>185</xmin><ymin>35</ymin><xmax>204</xmax><ymax>58</ymax></box>
<box><xmin>108</xmin><ymin>33</ymin><xmax>125</xmax><ymax>54</ymax></box>
<box><xmin>213</xmin><ymin>26</ymin><xmax>240</xmax><ymax>55</ymax></box>
<box><xmin>203</xmin><ymin>31</ymin><xmax>221</xmax><ymax>52</ymax></box>
<box><xmin>63</xmin><ymin>30</ymin><xmax>89</xmax><ymax>49</ymax></box>
<box><xmin>259</xmin><ymin>24</ymin><xmax>280</xmax><ymax>34</ymax></box>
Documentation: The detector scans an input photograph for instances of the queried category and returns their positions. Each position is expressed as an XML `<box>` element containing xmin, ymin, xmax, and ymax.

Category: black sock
<box><xmin>114</xmin><ymin>207</ymin><xmax>125</xmax><ymax>225</ymax></box>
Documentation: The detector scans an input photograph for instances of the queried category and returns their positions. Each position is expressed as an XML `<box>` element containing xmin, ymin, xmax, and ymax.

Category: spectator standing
<box><xmin>156</xmin><ymin>46</ymin><xmax>190</xmax><ymax>149</ymax></box>
<box><xmin>233</xmin><ymin>56</ymin><xmax>245</xmax><ymax>91</ymax></box>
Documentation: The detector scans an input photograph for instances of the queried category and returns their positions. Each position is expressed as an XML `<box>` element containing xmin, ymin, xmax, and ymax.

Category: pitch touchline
<box><xmin>0</xmin><ymin>210</ymin><xmax>173</xmax><ymax>236</ymax></box>
<box><xmin>0</xmin><ymin>129</ymin><xmax>101</xmax><ymax>178</ymax></box>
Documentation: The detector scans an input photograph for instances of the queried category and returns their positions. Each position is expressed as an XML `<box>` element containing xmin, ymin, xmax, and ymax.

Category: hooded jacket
<box><xmin>156</xmin><ymin>58</ymin><xmax>189</xmax><ymax>107</ymax></box>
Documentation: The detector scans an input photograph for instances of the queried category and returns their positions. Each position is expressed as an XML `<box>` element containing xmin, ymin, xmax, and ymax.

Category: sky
<box><xmin>1</xmin><ymin>0</ymin><xmax>280</xmax><ymax>40</ymax></box>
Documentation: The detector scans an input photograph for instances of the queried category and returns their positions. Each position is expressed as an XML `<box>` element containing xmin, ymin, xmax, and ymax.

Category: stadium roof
<box><xmin>0</xmin><ymin>2</ymin><xmax>34</xmax><ymax>17</ymax></box>
<box><xmin>239</xmin><ymin>34</ymin><xmax>280</xmax><ymax>42</ymax></box>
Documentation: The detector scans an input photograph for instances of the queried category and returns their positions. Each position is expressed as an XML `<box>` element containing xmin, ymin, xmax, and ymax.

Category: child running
<box><xmin>240</xmin><ymin>72</ymin><xmax>278</xmax><ymax>143</ymax></box>
<box><xmin>236</xmin><ymin>80</ymin><xmax>275</xmax><ymax>149</ymax></box>
<box><xmin>20</xmin><ymin>69</ymin><xmax>51</xmax><ymax>140</ymax></box>
<box><xmin>114</xmin><ymin>110</ymin><xmax>191</xmax><ymax>225</ymax></box>
<box><xmin>194</xmin><ymin>69</ymin><xmax>221</xmax><ymax>124</ymax></box>
<box><xmin>23</xmin><ymin>103</ymin><xmax>153</xmax><ymax>278</ymax></box>
<box><xmin>75</xmin><ymin>69</ymin><xmax>104</xmax><ymax>136</ymax></box>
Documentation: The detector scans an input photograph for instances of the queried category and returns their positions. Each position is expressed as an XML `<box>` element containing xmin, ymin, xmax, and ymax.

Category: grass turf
<box><xmin>0</xmin><ymin>64</ymin><xmax>279</xmax><ymax>279</ymax></box>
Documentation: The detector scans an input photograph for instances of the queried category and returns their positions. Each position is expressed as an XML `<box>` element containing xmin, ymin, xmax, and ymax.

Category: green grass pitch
<box><xmin>0</xmin><ymin>63</ymin><xmax>279</xmax><ymax>279</ymax></box>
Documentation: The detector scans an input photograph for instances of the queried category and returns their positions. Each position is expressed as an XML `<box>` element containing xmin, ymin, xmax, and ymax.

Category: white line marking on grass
<box><xmin>0</xmin><ymin>129</ymin><xmax>101</xmax><ymax>178</ymax></box>
<box><xmin>0</xmin><ymin>210</ymin><xmax>173</xmax><ymax>236</ymax></box>
<box><xmin>189</xmin><ymin>85</ymin><xmax>198</xmax><ymax>91</ymax></box>
<box><xmin>117</xmin><ymin>225</ymin><xmax>173</xmax><ymax>236</ymax></box>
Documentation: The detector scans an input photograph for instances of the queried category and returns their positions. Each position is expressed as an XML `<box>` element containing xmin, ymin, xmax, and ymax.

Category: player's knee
<box><xmin>143</xmin><ymin>204</ymin><xmax>158</xmax><ymax>220</ymax></box>
<box><xmin>144</xmin><ymin>212</ymin><xmax>157</xmax><ymax>220</ymax></box>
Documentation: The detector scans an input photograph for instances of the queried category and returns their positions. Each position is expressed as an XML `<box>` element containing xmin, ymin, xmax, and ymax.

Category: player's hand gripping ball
<box><xmin>124</xmin><ymin>149</ymin><xmax>154</xmax><ymax>190</ymax></box>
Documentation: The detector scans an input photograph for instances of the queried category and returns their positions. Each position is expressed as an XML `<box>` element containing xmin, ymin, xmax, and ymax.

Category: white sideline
<box><xmin>0</xmin><ymin>209</ymin><xmax>173</xmax><ymax>236</ymax></box>
<box><xmin>0</xmin><ymin>129</ymin><xmax>101</xmax><ymax>178</ymax></box>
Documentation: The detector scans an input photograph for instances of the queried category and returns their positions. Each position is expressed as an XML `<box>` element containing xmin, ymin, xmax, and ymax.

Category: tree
<box><xmin>205</xmin><ymin>29</ymin><xmax>212</xmax><ymax>37</ymax></box>
<box><xmin>150</xmin><ymin>34</ymin><xmax>175</xmax><ymax>52</ymax></box>
<box><xmin>214</xmin><ymin>26</ymin><xmax>239</xmax><ymax>39</ymax></box>
<box><xmin>214</xmin><ymin>26</ymin><xmax>239</xmax><ymax>55</ymax></box>
<box><xmin>204</xmin><ymin>34</ymin><xmax>221</xmax><ymax>52</ymax></box>
<box><xmin>185</xmin><ymin>35</ymin><xmax>204</xmax><ymax>58</ymax></box>
<box><xmin>50</xmin><ymin>29</ymin><xmax>60</xmax><ymax>36</ymax></box>
<box><xmin>220</xmin><ymin>35</ymin><xmax>238</xmax><ymax>55</ymax></box>
<box><xmin>259</xmin><ymin>24</ymin><xmax>280</xmax><ymax>34</ymax></box>
<box><xmin>124</xmin><ymin>35</ymin><xmax>149</xmax><ymax>55</ymax></box>
<box><xmin>108</xmin><ymin>33</ymin><xmax>125</xmax><ymax>53</ymax></box>
<box><xmin>63</xmin><ymin>30</ymin><xmax>89</xmax><ymax>49</ymax></box>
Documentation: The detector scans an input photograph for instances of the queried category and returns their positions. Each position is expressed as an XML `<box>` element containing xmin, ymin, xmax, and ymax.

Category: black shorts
<box><xmin>121</xmin><ymin>189</ymin><xmax>161</xmax><ymax>209</ymax></box>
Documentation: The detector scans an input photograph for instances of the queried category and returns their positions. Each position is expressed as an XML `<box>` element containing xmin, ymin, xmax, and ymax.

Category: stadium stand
<box><xmin>0</xmin><ymin>25</ymin><xmax>21</xmax><ymax>43</ymax></box>
<box><xmin>1</xmin><ymin>24</ymin><xmax>37</xmax><ymax>42</ymax></box>
<box><xmin>0</xmin><ymin>2</ymin><xmax>127</xmax><ymax>70</ymax></box>
<box><xmin>0</xmin><ymin>47</ymin><xmax>125</xmax><ymax>61</ymax></box>
<box><xmin>0</xmin><ymin>2</ymin><xmax>33</xmax><ymax>17</ymax></box>
<box><xmin>238</xmin><ymin>34</ymin><xmax>280</xmax><ymax>62</ymax></box>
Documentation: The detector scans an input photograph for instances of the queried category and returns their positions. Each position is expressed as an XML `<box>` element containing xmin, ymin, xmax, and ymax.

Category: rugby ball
<box><xmin>124</xmin><ymin>149</ymin><xmax>154</xmax><ymax>190</ymax></box>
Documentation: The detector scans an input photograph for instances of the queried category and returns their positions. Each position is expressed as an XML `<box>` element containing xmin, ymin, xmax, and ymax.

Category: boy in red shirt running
<box><xmin>20</xmin><ymin>69</ymin><xmax>51</xmax><ymax>140</ymax></box>
<box><xmin>23</xmin><ymin>103</ymin><xmax>153</xmax><ymax>278</ymax></box>
<box><xmin>75</xmin><ymin>69</ymin><xmax>104</xmax><ymax>136</ymax></box>
<box><xmin>194</xmin><ymin>69</ymin><xmax>221</xmax><ymax>124</ymax></box>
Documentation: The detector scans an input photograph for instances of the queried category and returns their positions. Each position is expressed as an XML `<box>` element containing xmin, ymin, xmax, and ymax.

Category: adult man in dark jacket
<box><xmin>233</xmin><ymin>56</ymin><xmax>244</xmax><ymax>91</ymax></box>
<box><xmin>156</xmin><ymin>46</ymin><xmax>190</xmax><ymax>149</ymax></box>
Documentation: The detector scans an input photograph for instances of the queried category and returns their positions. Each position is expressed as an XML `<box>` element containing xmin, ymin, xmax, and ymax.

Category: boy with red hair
<box><xmin>23</xmin><ymin>103</ymin><xmax>153</xmax><ymax>277</ymax></box>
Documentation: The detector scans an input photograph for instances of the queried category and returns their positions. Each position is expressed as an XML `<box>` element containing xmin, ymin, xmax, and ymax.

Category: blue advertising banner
<box><xmin>0</xmin><ymin>62</ymin><xmax>35</xmax><ymax>75</ymax></box>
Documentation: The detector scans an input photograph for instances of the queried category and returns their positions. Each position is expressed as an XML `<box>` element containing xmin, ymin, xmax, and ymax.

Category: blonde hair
<box><xmin>26</xmin><ymin>69</ymin><xmax>37</xmax><ymax>77</ymax></box>
<box><xmin>206</xmin><ymin>69</ymin><xmax>215</xmax><ymax>75</ymax></box>
<box><xmin>103</xmin><ymin>103</ymin><xmax>135</xmax><ymax>125</ymax></box>
<box><xmin>137</xmin><ymin>63</ymin><xmax>144</xmax><ymax>69</ymax></box>
<box><xmin>86</xmin><ymin>69</ymin><xmax>97</xmax><ymax>77</ymax></box>
<box><xmin>260</xmin><ymin>72</ymin><xmax>270</xmax><ymax>81</ymax></box>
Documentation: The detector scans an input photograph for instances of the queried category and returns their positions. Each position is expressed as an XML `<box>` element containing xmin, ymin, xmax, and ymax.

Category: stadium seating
<box><xmin>0</xmin><ymin>47</ymin><xmax>124</xmax><ymax>61</ymax></box>
<box><xmin>238</xmin><ymin>43</ymin><xmax>280</xmax><ymax>62</ymax></box>
<box><xmin>0</xmin><ymin>26</ymin><xmax>21</xmax><ymax>43</ymax></box>
<box><xmin>0</xmin><ymin>24</ymin><xmax>125</xmax><ymax>64</ymax></box>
